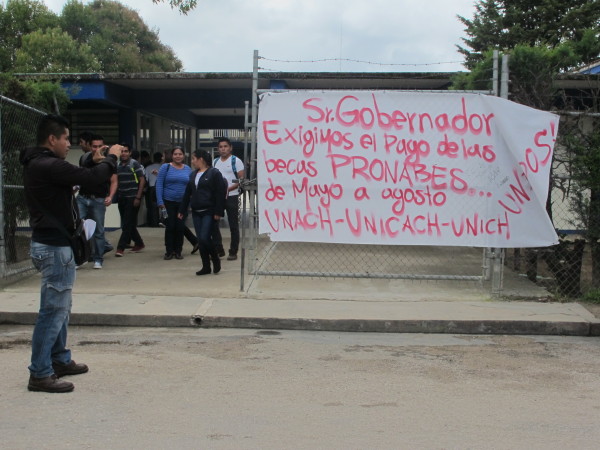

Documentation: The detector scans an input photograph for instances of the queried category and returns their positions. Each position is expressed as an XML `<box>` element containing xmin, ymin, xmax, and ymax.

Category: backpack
<box><xmin>213</xmin><ymin>155</ymin><xmax>237</xmax><ymax>176</ymax></box>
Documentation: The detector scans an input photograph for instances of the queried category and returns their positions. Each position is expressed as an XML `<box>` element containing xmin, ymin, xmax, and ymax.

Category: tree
<box><xmin>0</xmin><ymin>0</ymin><xmax>57</xmax><ymax>71</ymax></box>
<box><xmin>61</xmin><ymin>0</ymin><xmax>182</xmax><ymax>72</ymax></box>
<box><xmin>455</xmin><ymin>0</ymin><xmax>600</xmax><ymax>295</ymax></box>
<box><xmin>14</xmin><ymin>27</ymin><xmax>100</xmax><ymax>73</ymax></box>
<box><xmin>152</xmin><ymin>0</ymin><xmax>197</xmax><ymax>15</ymax></box>
<box><xmin>457</xmin><ymin>0</ymin><xmax>600</xmax><ymax>70</ymax></box>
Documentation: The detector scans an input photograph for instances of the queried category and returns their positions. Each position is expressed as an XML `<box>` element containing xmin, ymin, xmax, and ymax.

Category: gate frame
<box><xmin>239</xmin><ymin>50</ymin><xmax>507</xmax><ymax>294</ymax></box>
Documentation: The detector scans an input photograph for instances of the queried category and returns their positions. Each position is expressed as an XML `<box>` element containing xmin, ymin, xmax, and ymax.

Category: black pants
<box><xmin>117</xmin><ymin>197</ymin><xmax>143</xmax><ymax>250</ymax></box>
<box><xmin>213</xmin><ymin>195</ymin><xmax>240</xmax><ymax>255</ymax></box>
<box><xmin>146</xmin><ymin>186</ymin><xmax>159</xmax><ymax>227</ymax></box>
<box><xmin>164</xmin><ymin>200</ymin><xmax>185</xmax><ymax>255</ymax></box>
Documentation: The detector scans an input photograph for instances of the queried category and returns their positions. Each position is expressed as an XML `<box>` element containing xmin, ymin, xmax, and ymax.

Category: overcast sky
<box><xmin>42</xmin><ymin>0</ymin><xmax>476</xmax><ymax>73</ymax></box>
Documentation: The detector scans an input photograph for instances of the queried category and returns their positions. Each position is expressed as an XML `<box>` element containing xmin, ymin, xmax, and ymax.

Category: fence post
<box><xmin>0</xmin><ymin>98</ymin><xmax>6</xmax><ymax>278</ymax></box>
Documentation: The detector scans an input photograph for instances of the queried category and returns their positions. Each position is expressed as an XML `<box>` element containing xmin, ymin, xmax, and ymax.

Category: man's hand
<box><xmin>107</xmin><ymin>144</ymin><xmax>123</xmax><ymax>158</ymax></box>
<box><xmin>91</xmin><ymin>145</ymin><xmax>107</xmax><ymax>163</ymax></box>
<box><xmin>104</xmin><ymin>196</ymin><xmax>112</xmax><ymax>207</ymax></box>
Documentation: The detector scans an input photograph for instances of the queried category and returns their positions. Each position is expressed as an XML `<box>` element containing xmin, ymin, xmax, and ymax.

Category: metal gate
<box><xmin>239</xmin><ymin>52</ymin><xmax>504</xmax><ymax>294</ymax></box>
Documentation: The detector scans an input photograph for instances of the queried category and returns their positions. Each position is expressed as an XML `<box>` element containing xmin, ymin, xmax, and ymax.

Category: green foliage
<box><xmin>152</xmin><ymin>0</ymin><xmax>197</xmax><ymax>15</ymax></box>
<box><xmin>14</xmin><ymin>27</ymin><xmax>100</xmax><ymax>73</ymax></box>
<box><xmin>0</xmin><ymin>73</ymin><xmax>69</xmax><ymax>113</ymax></box>
<box><xmin>0</xmin><ymin>0</ymin><xmax>183</xmax><ymax>74</ymax></box>
<box><xmin>62</xmin><ymin>0</ymin><xmax>183</xmax><ymax>72</ymax></box>
<box><xmin>581</xmin><ymin>289</ymin><xmax>600</xmax><ymax>304</ymax></box>
<box><xmin>458</xmin><ymin>0</ymin><xmax>600</xmax><ymax>70</ymax></box>
<box><xmin>451</xmin><ymin>50</ymin><xmax>495</xmax><ymax>91</ymax></box>
<box><xmin>0</xmin><ymin>0</ymin><xmax>57</xmax><ymax>71</ymax></box>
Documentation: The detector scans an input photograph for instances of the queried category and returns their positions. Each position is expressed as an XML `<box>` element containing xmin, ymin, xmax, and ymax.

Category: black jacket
<box><xmin>179</xmin><ymin>167</ymin><xmax>226</xmax><ymax>217</ymax></box>
<box><xmin>20</xmin><ymin>146</ymin><xmax>117</xmax><ymax>245</ymax></box>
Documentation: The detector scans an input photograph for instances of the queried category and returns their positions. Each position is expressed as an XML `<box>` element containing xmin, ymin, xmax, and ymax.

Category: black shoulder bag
<box><xmin>33</xmin><ymin>196</ymin><xmax>92</xmax><ymax>266</ymax></box>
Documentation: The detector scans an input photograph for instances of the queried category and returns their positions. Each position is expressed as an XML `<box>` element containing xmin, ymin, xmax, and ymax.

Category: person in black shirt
<box><xmin>76</xmin><ymin>134</ymin><xmax>117</xmax><ymax>269</ymax></box>
<box><xmin>21</xmin><ymin>114</ymin><xmax>121</xmax><ymax>393</ymax></box>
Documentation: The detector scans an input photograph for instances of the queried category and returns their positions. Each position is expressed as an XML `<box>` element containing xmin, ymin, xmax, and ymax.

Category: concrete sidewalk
<box><xmin>1</xmin><ymin>228</ymin><xmax>599</xmax><ymax>336</ymax></box>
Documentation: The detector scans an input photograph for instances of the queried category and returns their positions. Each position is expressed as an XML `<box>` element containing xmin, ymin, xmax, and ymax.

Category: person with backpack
<box><xmin>114</xmin><ymin>145</ymin><xmax>146</xmax><ymax>256</ymax></box>
<box><xmin>213</xmin><ymin>137</ymin><xmax>245</xmax><ymax>260</ymax></box>
<box><xmin>178</xmin><ymin>149</ymin><xmax>225</xmax><ymax>275</ymax></box>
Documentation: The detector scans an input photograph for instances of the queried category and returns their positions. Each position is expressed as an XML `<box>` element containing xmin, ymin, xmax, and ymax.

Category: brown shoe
<box><xmin>28</xmin><ymin>374</ymin><xmax>74</xmax><ymax>393</ymax></box>
<box><xmin>52</xmin><ymin>360</ymin><xmax>89</xmax><ymax>377</ymax></box>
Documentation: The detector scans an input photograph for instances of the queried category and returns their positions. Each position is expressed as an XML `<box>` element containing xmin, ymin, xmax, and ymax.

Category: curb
<box><xmin>197</xmin><ymin>315</ymin><xmax>595</xmax><ymax>336</ymax></box>
<box><xmin>0</xmin><ymin>312</ymin><xmax>194</xmax><ymax>328</ymax></box>
<box><xmin>2</xmin><ymin>312</ymin><xmax>598</xmax><ymax>336</ymax></box>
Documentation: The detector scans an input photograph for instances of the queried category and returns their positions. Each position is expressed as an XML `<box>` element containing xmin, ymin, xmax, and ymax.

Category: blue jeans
<box><xmin>77</xmin><ymin>195</ymin><xmax>106</xmax><ymax>263</ymax></box>
<box><xmin>212</xmin><ymin>195</ymin><xmax>240</xmax><ymax>255</ymax></box>
<box><xmin>192</xmin><ymin>212</ymin><xmax>217</xmax><ymax>254</ymax></box>
<box><xmin>29</xmin><ymin>242</ymin><xmax>75</xmax><ymax>378</ymax></box>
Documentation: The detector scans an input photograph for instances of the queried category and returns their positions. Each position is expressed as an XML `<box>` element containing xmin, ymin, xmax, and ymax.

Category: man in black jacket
<box><xmin>20</xmin><ymin>114</ymin><xmax>121</xmax><ymax>393</ymax></box>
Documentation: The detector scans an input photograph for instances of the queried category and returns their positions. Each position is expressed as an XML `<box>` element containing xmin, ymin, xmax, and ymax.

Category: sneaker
<box><xmin>174</xmin><ymin>253</ymin><xmax>184</xmax><ymax>260</ymax></box>
<box><xmin>217</xmin><ymin>248</ymin><xmax>226</xmax><ymax>258</ymax></box>
<box><xmin>158</xmin><ymin>222</ymin><xmax>166</xmax><ymax>228</ymax></box>
<box><xmin>75</xmin><ymin>261</ymin><xmax>87</xmax><ymax>270</ymax></box>
<box><xmin>103</xmin><ymin>244</ymin><xmax>114</xmax><ymax>255</ymax></box>
<box><xmin>52</xmin><ymin>360</ymin><xmax>89</xmax><ymax>377</ymax></box>
<box><xmin>227</xmin><ymin>253</ymin><xmax>237</xmax><ymax>261</ymax></box>
<box><xmin>28</xmin><ymin>374</ymin><xmax>74</xmax><ymax>393</ymax></box>
<box><xmin>130</xmin><ymin>244</ymin><xmax>145</xmax><ymax>253</ymax></box>
<box><xmin>164</xmin><ymin>253</ymin><xmax>173</xmax><ymax>260</ymax></box>
<box><xmin>93</xmin><ymin>261</ymin><xmax>102</xmax><ymax>269</ymax></box>
<box><xmin>115</xmin><ymin>249</ymin><xmax>124</xmax><ymax>257</ymax></box>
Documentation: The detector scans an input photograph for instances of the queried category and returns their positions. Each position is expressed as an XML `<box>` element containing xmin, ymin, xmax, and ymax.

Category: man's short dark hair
<box><xmin>153</xmin><ymin>152</ymin><xmax>163</xmax><ymax>163</ymax></box>
<box><xmin>79</xmin><ymin>130</ymin><xmax>93</xmax><ymax>144</ymax></box>
<box><xmin>90</xmin><ymin>133</ymin><xmax>104</xmax><ymax>143</ymax></box>
<box><xmin>37</xmin><ymin>114</ymin><xmax>69</xmax><ymax>146</ymax></box>
<box><xmin>217</xmin><ymin>137</ymin><xmax>231</xmax><ymax>146</ymax></box>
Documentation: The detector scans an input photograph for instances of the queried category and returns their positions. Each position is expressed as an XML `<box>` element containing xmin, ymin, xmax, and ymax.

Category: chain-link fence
<box><xmin>504</xmin><ymin>112</ymin><xmax>600</xmax><ymax>299</ymax></box>
<box><xmin>0</xmin><ymin>96</ymin><xmax>46</xmax><ymax>279</ymax></box>
<box><xmin>240</xmin><ymin>89</ymin><xmax>600</xmax><ymax>298</ymax></box>
<box><xmin>240</xmin><ymin>89</ymin><xmax>502</xmax><ymax>294</ymax></box>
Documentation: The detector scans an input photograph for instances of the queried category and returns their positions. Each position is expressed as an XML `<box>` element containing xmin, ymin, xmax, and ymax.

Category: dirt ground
<box><xmin>2</xmin><ymin>326</ymin><xmax>599</xmax><ymax>449</ymax></box>
<box><xmin>581</xmin><ymin>303</ymin><xmax>600</xmax><ymax>319</ymax></box>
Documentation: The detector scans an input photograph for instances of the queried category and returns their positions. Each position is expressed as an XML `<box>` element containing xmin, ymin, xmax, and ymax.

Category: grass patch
<box><xmin>580</xmin><ymin>289</ymin><xmax>600</xmax><ymax>304</ymax></box>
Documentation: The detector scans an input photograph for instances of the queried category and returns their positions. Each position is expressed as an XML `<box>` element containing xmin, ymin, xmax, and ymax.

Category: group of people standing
<box><xmin>21</xmin><ymin>114</ymin><xmax>246</xmax><ymax>393</ymax></box>
<box><xmin>155</xmin><ymin>138</ymin><xmax>244</xmax><ymax>275</ymax></box>
<box><xmin>76</xmin><ymin>132</ymin><xmax>244</xmax><ymax>276</ymax></box>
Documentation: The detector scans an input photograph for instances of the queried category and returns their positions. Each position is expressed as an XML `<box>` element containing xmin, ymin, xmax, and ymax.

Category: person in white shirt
<box><xmin>212</xmin><ymin>137</ymin><xmax>244</xmax><ymax>260</ymax></box>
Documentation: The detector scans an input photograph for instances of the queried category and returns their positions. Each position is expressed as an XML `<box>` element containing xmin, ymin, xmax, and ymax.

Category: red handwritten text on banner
<box><xmin>257</xmin><ymin>91</ymin><xmax>559</xmax><ymax>247</ymax></box>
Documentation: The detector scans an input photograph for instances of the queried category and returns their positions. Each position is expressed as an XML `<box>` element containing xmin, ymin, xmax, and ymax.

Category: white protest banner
<box><xmin>257</xmin><ymin>91</ymin><xmax>559</xmax><ymax>248</ymax></box>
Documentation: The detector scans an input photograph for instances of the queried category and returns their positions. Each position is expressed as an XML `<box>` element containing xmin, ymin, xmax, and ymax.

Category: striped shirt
<box><xmin>155</xmin><ymin>163</ymin><xmax>192</xmax><ymax>204</ymax></box>
<box><xmin>117</xmin><ymin>159</ymin><xmax>145</xmax><ymax>198</ymax></box>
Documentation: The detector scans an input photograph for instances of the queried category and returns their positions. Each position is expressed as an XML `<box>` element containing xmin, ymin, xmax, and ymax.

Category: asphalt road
<box><xmin>2</xmin><ymin>326</ymin><xmax>599</xmax><ymax>449</ymax></box>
